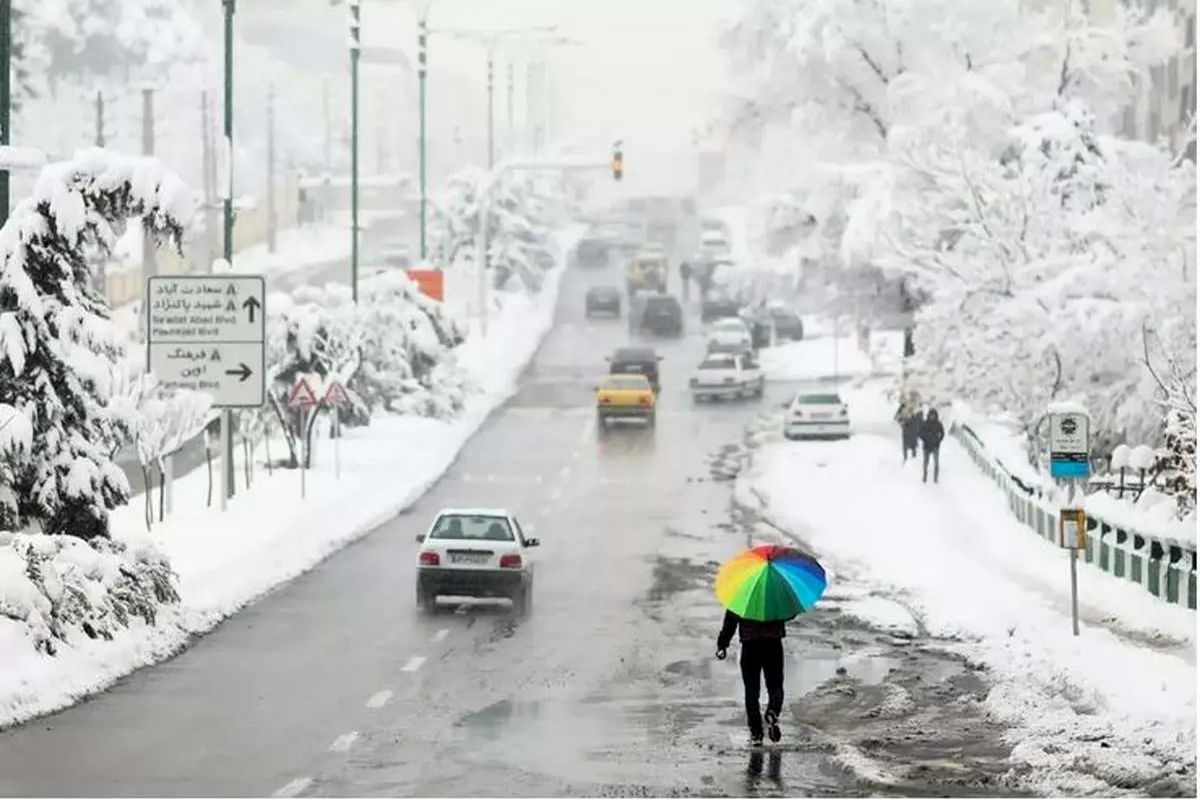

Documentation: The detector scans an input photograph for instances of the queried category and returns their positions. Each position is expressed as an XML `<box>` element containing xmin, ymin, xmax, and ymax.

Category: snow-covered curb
<box><xmin>739</xmin><ymin>383</ymin><xmax>1195</xmax><ymax>795</ymax></box>
<box><xmin>0</xmin><ymin>225</ymin><xmax>582</xmax><ymax>730</ymax></box>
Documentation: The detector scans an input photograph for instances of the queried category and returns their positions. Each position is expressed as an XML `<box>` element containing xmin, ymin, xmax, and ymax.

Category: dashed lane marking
<box><xmin>365</xmin><ymin>690</ymin><xmax>393</xmax><ymax>709</ymax></box>
<box><xmin>273</xmin><ymin>777</ymin><xmax>313</xmax><ymax>797</ymax></box>
<box><xmin>329</xmin><ymin>732</ymin><xmax>358</xmax><ymax>752</ymax></box>
<box><xmin>549</xmin><ymin>486</ymin><xmax>564</xmax><ymax>501</ymax></box>
<box><xmin>401</xmin><ymin>656</ymin><xmax>427</xmax><ymax>672</ymax></box>
<box><xmin>579</xmin><ymin>414</ymin><xmax>595</xmax><ymax>444</ymax></box>
<box><xmin>432</xmin><ymin>628</ymin><xmax>449</xmax><ymax>642</ymax></box>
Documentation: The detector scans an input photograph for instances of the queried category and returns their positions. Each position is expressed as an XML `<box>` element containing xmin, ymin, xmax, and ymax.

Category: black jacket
<box><xmin>717</xmin><ymin>609</ymin><xmax>785</xmax><ymax>650</ymax></box>
<box><xmin>919</xmin><ymin>412</ymin><xmax>945</xmax><ymax>450</ymax></box>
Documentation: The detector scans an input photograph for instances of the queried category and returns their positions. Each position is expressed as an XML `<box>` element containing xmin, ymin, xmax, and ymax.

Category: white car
<box><xmin>707</xmin><ymin>317</ymin><xmax>753</xmax><ymax>352</ymax></box>
<box><xmin>783</xmin><ymin>392</ymin><xmax>850</xmax><ymax>440</ymax></box>
<box><xmin>415</xmin><ymin>508</ymin><xmax>539</xmax><ymax>614</ymax></box>
<box><xmin>691</xmin><ymin>350</ymin><xmax>764</xmax><ymax>401</ymax></box>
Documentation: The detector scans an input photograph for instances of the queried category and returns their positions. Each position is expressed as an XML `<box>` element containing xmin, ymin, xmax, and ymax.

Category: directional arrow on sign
<box><xmin>242</xmin><ymin>296</ymin><xmax>261</xmax><ymax>323</ymax></box>
<box><xmin>225</xmin><ymin>363</ymin><xmax>253</xmax><ymax>382</ymax></box>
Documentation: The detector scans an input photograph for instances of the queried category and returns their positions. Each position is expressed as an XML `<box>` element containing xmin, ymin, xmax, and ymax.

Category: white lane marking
<box><xmin>273</xmin><ymin>777</ymin><xmax>313</xmax><ymax>797</ymax></box>
<box><xmin>557</xmin><ymin>464</ymin><xmax>571</xmax><ymax>479</ymax></box>
<box><xmin>432</xmin><ymin>628</ymin><xmax>449</xmax><ymax>642</ymax></box>
<box><xmin>365</xmin><ymin>690</ymin><xmax>393</xmax><ymax>709</ymax></box>
<box><xmin>579</xmin><ymin>414</ymin><xmax>595</xmax><ymax>444</ymax></box>
<box><xmin>329</xmin><ymin>732</ymin><xmax>359</xmax><ymax>752</ymax></box>
<box><xmin>486</xmin><ymin>474</ymin><xmax>496</xmax><ymax>483</ymax></box>
<box><xmin>549</xmin><ymin>486</ymin><xmax>564</xmax><ymax>501</ymax></box>
<box><xmin>401</xmin><ymin>655</ymin><xmax>427</xmax><ymax>672</ymax></box>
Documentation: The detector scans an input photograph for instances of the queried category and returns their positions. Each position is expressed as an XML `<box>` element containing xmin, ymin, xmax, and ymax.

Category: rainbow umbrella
<box><xmin>714</xmin><ymin>544</ymin><xmax>827</xmax><ymax>622</ymax></box>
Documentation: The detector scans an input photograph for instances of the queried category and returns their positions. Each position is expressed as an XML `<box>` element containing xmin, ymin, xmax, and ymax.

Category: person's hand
<box><xmin>715</xmin><ymin>648</ymin><xmax>727</xmax><ymax>661</ymax></box>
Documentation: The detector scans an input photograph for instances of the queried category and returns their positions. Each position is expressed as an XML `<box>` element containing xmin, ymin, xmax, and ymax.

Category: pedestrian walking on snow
<box><xmin>717</xmin><ymin>610</ymin><xmax>785</xmax><ymax>747</ymax></box>
<box><xmin>919</xmin><ymin>408</ymin><xmax>945</xmax><ymax>483</ymax></box>
<box><xmin>895</xmin><ymin>402</ymin><xmax>920</xmax><ymax>462</ymax></box>
<box><xmin>679</xmin><ymin>261</ymin><xmax>693</xmax><ymax>300</ymax></box>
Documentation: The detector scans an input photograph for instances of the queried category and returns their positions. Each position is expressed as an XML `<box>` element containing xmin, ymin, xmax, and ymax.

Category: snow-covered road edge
<box><xmin>0</xmin><ymin>225</ymin><xmax>582</xmax><ymax>731</ymax></box>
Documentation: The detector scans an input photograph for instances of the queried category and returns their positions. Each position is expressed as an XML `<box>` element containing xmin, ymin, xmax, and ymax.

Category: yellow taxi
<box><xmin>595</xmin><ymin>373</ymin><xmax>656</xmax><ymax>429</ymax></box>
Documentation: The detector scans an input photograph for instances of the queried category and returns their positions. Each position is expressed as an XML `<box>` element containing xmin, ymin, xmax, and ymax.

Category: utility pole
<box><xmin>266</xmin><ymin>83</ymin><xmax>276</xmax><ymax>254</ymax></box>
<box><xmin>349</xmin><ymin>0</ymin><xmax>360</xmax><ymax>302</ymax></box>
<box><xmin>95</xmin><ymin>91</ymin><xmax>105</xmax><ymax>146</ymax></box>
<box><xmin>506</xmin><ymin>60</ymin><xmax>515</xmax><ymax>157</ymax></box>
<box><xmin>487</xmin><ymin>51</ymin><xmax>495</xmax><ymax>169</ymax></box>
<box><xmin>141</xmin><ymin>88</ymin><xmax>157</xmax><ymax>279</ymax></box>
<box><xmin>322</xmin><ymin>76</ymin><xmax>332</xmax><ymax>172</ymax></box>
<box><xmin>1</xmin><ymin>0</ymin><xmax>11</xmax><ymax>227</ymax></box>
<box><xmin>222</xmin><ymin>0</ymin><xmax>236</xmax><ymax>505</ymax></box>
<box><xmin>418</xmin><ymin>13</ymin><xmax>428</xmax><ymax>261</ymax></box>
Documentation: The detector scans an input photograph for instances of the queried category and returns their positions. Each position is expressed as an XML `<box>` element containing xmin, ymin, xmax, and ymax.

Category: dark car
<box><xmin>607</xmin><ymin>346</ymin><xmax>662</xmax><ymax>393</ymax></box>
<box><xmin>633</xmin><ymin>292</ymin><xmax>684</xmax><ymax>336</ymax></box>
<box><xmin>585</xmin><ymin>285</ymin><xmax>622</xmax><ymax>317</ymax></box>
<box><xmin>770</xmin><ymin>307</ymin><xmax>805</xmax><ymax>341</ymax></box>
<box><xmin>701</xmin><ymin>292</ymin><xmax>741</xmax><ymax>322</ymax></box>
<box><xmin>575</xmin><ymin>238</ymin><xmax>608</xmax><ymax>268</ymax></box>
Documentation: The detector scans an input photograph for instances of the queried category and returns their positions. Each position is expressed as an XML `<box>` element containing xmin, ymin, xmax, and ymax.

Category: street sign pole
<box><xmin>1050</xmin><ymin>404</ymin><xmax>1091</xmax><ymax>636</ymax></box>
<box><xmin>418</xmin><ymin>14</ymin><xmax>428</xmax><ymax>261</ymax></box>
<box><xmin>349</xmin><ymin>0</ymin><xmax>361</xmax><ymax>302</ymax></box>
<box><xmin>0</xmin><ymin>0</ymin><xmax>11</xmax><ymax>227</ymax></box>
<box><xmin>222</xmin><ymin>0</ymin><xmax>237</xmax><ymax>504</ymax></box>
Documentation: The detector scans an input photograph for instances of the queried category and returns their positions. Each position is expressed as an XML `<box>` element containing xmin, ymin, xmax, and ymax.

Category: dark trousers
<box><xmin>923</xmin><ymin>445</ymin><xmax>940</xmax><ymax>482</ymax></box>
<box><xmin>903</xmin><ymin>435</ymin><xmax>917</xmax><ymax>462</ymax></box>
<box><xmin>740</xmin><ymin>639</ymin><xmax>784</xmax><ymax>737</ymax></box>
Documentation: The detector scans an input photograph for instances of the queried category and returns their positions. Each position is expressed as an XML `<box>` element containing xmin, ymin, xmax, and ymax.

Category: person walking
<box><xmin>679</xmin><ymin>261</ymin><xmax>693</xmax><ymax>301</ymax></box>
<box><xmin>919</xmin><ymin>408</ymin><xmax>945</xmax><ymax>483</ymax></box>
<box><xmin>894</xmin><ymin>399</ymin><xmax>920</xmax><ymax>462</ymax></box>
<box><xmin>716</xmin><ymin>609</ymin><xmax>785</xmax><ymax>746</ymax></box>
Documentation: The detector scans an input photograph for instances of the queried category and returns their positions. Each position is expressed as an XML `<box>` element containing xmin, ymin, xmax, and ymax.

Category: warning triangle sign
<box><xmin>288</xmin><ymin>378</ymin><xmax>320</xmax><ymax>409</ymax></box>
<box><xmin>323</xmin><ymin>381</ymin><xmax>351</xmax><ymax>407</ymax></box>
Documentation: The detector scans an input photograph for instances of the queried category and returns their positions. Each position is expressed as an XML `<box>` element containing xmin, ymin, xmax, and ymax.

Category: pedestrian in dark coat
<box><xmin>717</xmin><ymin>610</ymin><xmax>786</xmax><ymax>746</ymax></box>
<box><xmin>919</xmin><ymin>408</ymin><xmax>945</xmax><ymax>483</ymax></box>
<box><xmin>679</xmin><ymin>261</ymin><xmax>693</xmax><ymax>300</ymax></box>
<box><xmin>895</xmin><ymin>403</ymin><xmax>920</xmax><ymax>462</ymax></box>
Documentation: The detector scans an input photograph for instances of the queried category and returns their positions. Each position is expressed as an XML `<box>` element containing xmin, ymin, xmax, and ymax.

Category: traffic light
<box><xmin>612</xmin><ymin>140</ymin><xmax>623</xmax><ymax>181</ymax></box>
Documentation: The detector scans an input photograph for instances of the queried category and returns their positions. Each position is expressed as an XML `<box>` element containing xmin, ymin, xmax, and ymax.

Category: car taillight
<box><xmin>637</xmin><ymin>396</ymin><xmax>651</xmax><ymax>406</ymax></box>
<box><xmin>499</xmin><ymin>554</ymin><xmax>522</xmax><ymax>569</ymax></box>
<box><xmin>599</xmin><ymin>397</ymin><xmax>611</xmax><ymax>404</ymax></box>
<box><xmin>419</xmin><ymin>551</ymin><xmax>439</xmax><ymax>566</ymax></box>
<box><xmin>792</xmin><ymin>409</ymin><xmax>804</xmax><ymax>418</ymax></box>
<box><xmin>839</xmin><ymin>406</ymin><xmax>848</xmax><ymax>417</ymax></box>
<box><xmin>689</xmin><ymin>377</ymin><xmax>699</xmax><ymax>386</ymax></box>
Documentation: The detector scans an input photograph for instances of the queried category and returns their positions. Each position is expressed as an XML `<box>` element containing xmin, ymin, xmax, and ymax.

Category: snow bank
<box><xmin>744</xmin><ymin>385</ymin><xmax>1195</xmax><ymax>794</ymax></box>
<box><xmin>758</xmin><ymin>329</ymin><xmax>889</xmax><ymax>382</ymax></box>
<box><xmin>0</xmin><ymin>224</ymin><xmax>584</xmax><ymax>730</ymax></box>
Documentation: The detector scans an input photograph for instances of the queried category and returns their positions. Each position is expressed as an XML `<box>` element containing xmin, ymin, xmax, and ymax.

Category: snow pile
<box><xmin>742</xmin><ymin>386</ymin><xmax>1195</xmax><ymax>794</ymax></box>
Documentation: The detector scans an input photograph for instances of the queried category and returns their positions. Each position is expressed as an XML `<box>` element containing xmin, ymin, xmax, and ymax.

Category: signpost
<box><xmin>322</xmin><ymin>381</ymin><xmax>351</xmax><ymax>480</ymax></box>
<box><xmin>288</xmin><ymin>377</ymin><xmax>319</xmax><ymax>498</ymax></box>
<box><xmin>1047</xmin><ymin>403</ymin><xmax>1091</xmax><ymax>636</ymax></box>
<box><xmin>147</xmin><ymin>275</ymin><xmax>265</xmax><ymax>511</ymax></box>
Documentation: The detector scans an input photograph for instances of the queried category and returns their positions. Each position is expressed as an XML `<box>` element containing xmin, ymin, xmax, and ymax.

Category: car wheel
<box><xmin>513</xmin><ymin>581</ymin><xmax>531</xmax><ymax>616</ymax></box>
<box><xmin>648</xmin><ymin>411</ymin><xmax>656</xmax><ymax>428</ymax></box>
<box><xmin>417</xmin><ymin>582</ymin><xmax>436</xmax><ymax>614</ymax></box>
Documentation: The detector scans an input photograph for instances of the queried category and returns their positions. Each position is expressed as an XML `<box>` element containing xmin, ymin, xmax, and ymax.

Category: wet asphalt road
<box><xmin>0</xmin><ymin>236</ymin><xmax>1026</xmax><ymax>797</ymax></box>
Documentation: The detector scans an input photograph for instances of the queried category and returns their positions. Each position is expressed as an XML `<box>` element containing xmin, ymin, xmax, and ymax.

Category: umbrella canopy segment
<box><xmin>714</xmin><ymin>544</ymin><xmax>827</xmax><ymax>622</ymax></box>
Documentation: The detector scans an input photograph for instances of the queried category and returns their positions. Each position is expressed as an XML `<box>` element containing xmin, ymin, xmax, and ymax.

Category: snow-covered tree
<box><xmin>0</xmin><ymin>148</ymin><xmax>192</xmax><ymax>539</ymax></box>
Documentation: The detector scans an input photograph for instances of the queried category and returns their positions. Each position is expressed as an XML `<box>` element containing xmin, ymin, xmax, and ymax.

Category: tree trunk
<box><xmin>158</xmin><ymin>461</ymin><xmax>165</xmax><ymax>523</ymax></box>
<box><xmin>269</xmin><ymin>394</ymin><xmax>299</xmax><ymax>468</ymax></box>
<box><xmin>142</xmin><ymin>465</ymin><xmax>153</xmax><ymax>531</ymax></box>
<box><xmin>205</xmin><ymin>442</ymin><xmax>214</xmax><ymax>508</ymax></box>
<box><xmin>243</xmin><ymin>437</ymin><xmax>252</xmax><ymax>489</ymax></box>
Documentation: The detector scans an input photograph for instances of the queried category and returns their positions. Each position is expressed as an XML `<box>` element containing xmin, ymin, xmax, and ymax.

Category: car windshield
<box><xmin>795</xmin><ymin>393</ymin><xmax>843</xmax><ymax>405</ymax></box>
<box><xmin>604</xmin><ymin>376</ymin><xmax>650</xmax><ymax>390</ymax></box>
<box><xmin>700</xmin><ymin>356</ymin><xmax>736</xmax><ymax>369</ymax></box>
<box><xmin>614</xmin><ymin>348</ymin><xmax>654</xmax><ymax>362</ymax></box>
<box><xmin>429</xmin><ymin>514</ymin><xmax>515</xmax><ymax>542</ymax></box>
<box><xmin>714</xmin><ymin>320</ymin><xmax>745</xmax><ymax>331</ymax></box>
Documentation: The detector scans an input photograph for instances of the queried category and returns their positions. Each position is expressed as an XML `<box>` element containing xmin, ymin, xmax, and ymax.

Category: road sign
<box><xmin>323</xmin><ymin>381</ymin><xmax>351</xmax><ymax>407</ymax></box>
<box><xmin>1059</xmin><ymin>508</ymin><xmax>1086</xmax><ymax>549</ymax></box>
<box><xmin>288</xmin><ymin>378</ymin><xmax>319</xmax><ymax>410</ymax></box>
<box><xmin>146</xmin><ymin>276</ymin><xmax>265</xmax><ymax>408</ymax></box>
<box><xmin>1050</xmin><ymin>410</ymin><xmax>1090</xmax><ymax>479</ymax></box>
<box><xmin>406</xmin><ymin>269</ymin><xmax>444</xmax><ymax>301</ymax></box>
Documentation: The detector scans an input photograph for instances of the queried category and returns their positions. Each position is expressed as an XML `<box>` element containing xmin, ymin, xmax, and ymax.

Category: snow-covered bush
<box><xmin>0</xmin><ymin>531</ymin><xmax>178</xmax><ymax>655</ymax></box>
<box><xmin>0</xmin><ymin>148</ymin><xmax>191</xmax><ymax>539</ymax></box>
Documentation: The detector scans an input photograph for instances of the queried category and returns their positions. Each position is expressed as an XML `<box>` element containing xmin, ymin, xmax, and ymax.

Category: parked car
<box><xmin>585</xmin><ymin>285</ymin><xmax>622</xmax><ymax>317</ymax></box>
<box><xmin>380</xmin><ymin>242</ymin><xmax>412</xmax><ymax>269</ymax></box>
<box><xmin>415</xmin><ymin>508</ymin><xmax>540</xmax><ymax>614</ymax></box>
<box><xmin>690</xmin><ymin>350</ymin><xmax>764</xmax><ymax>401</ymax></box>
<box><xmin>701</xmin><ymin>288</ymin><xmax>741</xmax><ymax>322</ymax></box>
<box><xmin>607</xmin><ymin>346</ymin><xmax>662</xmax><ymax>393</ymax></box>
<box><xmin>575</xmin><ymin>238</ymin><xmax>609</xmax><ymax>268</ymax></box>
<box><xmin>783</xmin><ymin>392</ymin><xmax>850</xmax><ymax>440</ymax></box>
<box><xmin>769</xmin><ymin>306</ymin><xmax>805</xmax><ymax>341</ymax></box>
<box><xmin>706</xmin><ymin>317</ymin><xmax>753</xmax><ymax>352</ymax></box>
<box><xmin>632</xmin><ymin>292</ymin><xmax>684</xmax><ymax>337</ymax></box>
<box><xmin>699</xmin><ymin>230</ymin><xmax>731</xmax><ymax>259</ymax></box>
<box><xmin>595</xmin><ymin>373</ymin><xmax>656</xmax><ymax>429</ymax></box>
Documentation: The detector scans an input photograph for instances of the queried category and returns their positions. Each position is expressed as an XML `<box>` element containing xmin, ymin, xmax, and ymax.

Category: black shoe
<box><xmin>749</xmin><ymin>733</ymin><xmax>764</xmax><ymax>747</ymax></box>
<box><xmin>764</xmin><ymin>709</ymin><xmax>782</xmax><ymax>742</ymax></box>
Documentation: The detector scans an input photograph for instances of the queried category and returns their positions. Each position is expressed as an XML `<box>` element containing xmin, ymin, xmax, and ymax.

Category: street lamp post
<box><xmin>349</xmin><ymin>0</ymin><xmax>361</xmax><ymax>301</ymax></box>
<box><xmin>486</xmin><ymin>50</ymin><xmax>494</xmax><ymax>169</ymax></box>
<box><xmin>0</xmin><ymin>0</ymin><xmax>10</xmax><ymax>226</ymax></box>
<box><xmin>418</xmin><ymin>13</ymin><xmax>428</xmax><ymax>261</ymax></box>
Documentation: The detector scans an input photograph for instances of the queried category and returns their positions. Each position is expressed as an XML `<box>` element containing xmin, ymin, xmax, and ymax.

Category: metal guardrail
<box><xmin>954</xmin><ymin>424</ymin><xmax>1197</xmax><ymax>611</ymax></box>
